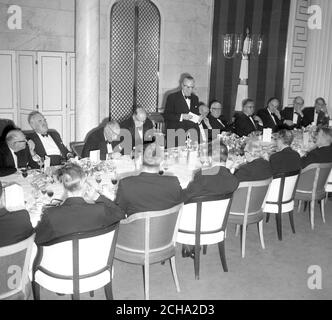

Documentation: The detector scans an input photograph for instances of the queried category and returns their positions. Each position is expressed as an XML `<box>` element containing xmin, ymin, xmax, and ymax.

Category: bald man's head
<box><xmin>104</xmin><ymin>121</ymin><xmax>120</xmax><ymax>143</ymax></box>
<box><xmin>6</xmin><ymin>130</ymin><xmax>27</xmax><ymax>152</ymax></box>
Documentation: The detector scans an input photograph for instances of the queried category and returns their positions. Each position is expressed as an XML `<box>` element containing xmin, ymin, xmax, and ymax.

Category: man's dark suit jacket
<box><xmin>0</xmin><ymin>142</ymin><xmax>39</xmax><ymax>177</ymax></box>
<box><xmin>119</xmin><ymin>116</ymin><xmax>154</xmax><ymax>154</ymax></box>
<box><xmin>257</xmin><ymin>108</ymin><xmax>283</xmax><ymax>133</ymax></box>
<box><xmin>301</xmin><ymin>145</ymin><xmax>332</xmax><ymax>169</ymax></box>
<box><xmin>281</xmin><ymin>107</ymin><xmax>303</xmax><ymax>129</ymax></box>
<box><xmin>234</xmin><ymin>158</ymin><xmax>273</xmax><ymax>182</ymax></box>
<box><xmin>164</xmin><ymin>91</ymin><xmax>200</xmax><ymax>131</ymax></box>
<box><xmin>82</xmin><ymin>127</ymin><xmax>122</xmax><ymax>160</ymax></box>
<box><xmin>115</xmin><ymin>172</ymin><xmax>183</xmax><ymax>217</ymax></box>
<box><xmin>206</xmin><ymin>115</ymin><xmax>232</xmax><ymax>141</ymax></box>
<box><xmin>35</xmin><ymin>195</ymin><xmax>124</xmax><ymax>245</ymax></box>
<box><xmin>302</xmin><ymin>107</ymin><xmax>330</xmax><ymax>127</ymax></box>
<box><xmin>0</xmin><ymin>208</ymin><xmax>34</xmax><ymax>247</ymax></box>
<box><xmin>269</xmin><ymin>147</ymin><xmax>302</xmax><ymax>176</ymax></box>
<box><xmin>183</xmin><ymin>166</ymin><xmax>239</xmax><ymax>203</ymax></box>
<box><xmin>26</xmin><ymin>130</ymin><xmax>70</xmax><ymax>166</ymax></box>
<box><xmin>234</xmin><ymin>113</ymin><xmax>261</xmax><ymax>137</ymax></box>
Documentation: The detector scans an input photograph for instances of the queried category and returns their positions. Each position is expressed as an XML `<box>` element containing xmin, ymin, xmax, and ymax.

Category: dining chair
<box><xmin>0</xmin><ymin>233</ymin><xmax>35</xmax><ymax>300</ymax></box>
<box><xmin>114</xmin><ymin>203</ymin><xmax>183</xmax><ymax>300</ymax></box>
<box><xmin>148</xmin><ymin>112</ymin><xmax>165</xmax><ymax>134</ymax></box>
<box><xmin>324</xmin><ymin>169</ymin><xmax>332</xmax><ymax>202</ymax></box>
<box><xmin>70</xmin><ymin>141</ymin><xmax>85</xmax><ymax>158</ymax></box>
<box><xmin>295</xmin><ymin>163</ymin><xmax>332</xmax><ymax>230</ymax></box>
<box><xmin>176</xmin><ymin>193</ymin><xmax>233</xmax><ymax>280</ymax></box>
<box><xmin>264</xmin><ymin>170</ymin><xmax>301</xmax><ymax>240</ymax></box>
<box><xmin>228</xmin><ymin>178</ymin><xmax>272</xmax><ymax>258</ymax></box>
<box><xmin>32</xmin><ymin>224</ymin><xmax>119</xmax><ymax>300</ymax></box>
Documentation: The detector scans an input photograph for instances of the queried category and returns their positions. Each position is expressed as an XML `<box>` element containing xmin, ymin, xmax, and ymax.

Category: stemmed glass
<box><xmin>95</xmin><ymin>172</ymin><xmax>102</xmax><ymax>190</ymax></box>
<box><xmin>21</xmin><ymin>167</ymin><xmax>28</xmax><ymax>178</ymax></box>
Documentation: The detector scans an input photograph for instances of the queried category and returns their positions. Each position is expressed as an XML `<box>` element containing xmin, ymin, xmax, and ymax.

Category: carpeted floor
<box><xmin>35</xmin><ymin>200</ymin><xmax>332</xmax><ymax>300</ymax></box>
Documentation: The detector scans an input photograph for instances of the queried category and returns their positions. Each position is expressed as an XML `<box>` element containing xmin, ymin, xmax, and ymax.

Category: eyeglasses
<box><xmin>183</xmin><ymin>85</ymin><xmax>195</xmax><ymax>89</ymax></box>
<box><xmin>14</xmin><ymin>140</ymin><xmax>27</xmax><ymax>144</ymax></box>
<box><xmin>211</xmin><ymin>108</ymin><xmax>222</xmax><ymax>111</ymax></box>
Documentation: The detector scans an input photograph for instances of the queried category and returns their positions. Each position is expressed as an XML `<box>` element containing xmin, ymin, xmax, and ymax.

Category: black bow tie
<box><xmin>106</xmin><ymin>141</ymin><xmax>112</xmax><ymax>145</ymax></box>
<box><xmin>41</xmin><ymin>133</ymin><xmax>48</xmax><ymax>138</ymax></box>
<box><xmin>185</xmin><ymin>95</ymin><xmax>191</xmax><ymax>100</ymax></box>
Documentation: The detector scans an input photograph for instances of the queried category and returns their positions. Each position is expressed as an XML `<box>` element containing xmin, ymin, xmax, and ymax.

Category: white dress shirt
<box><xmin>37</xmin><ymin>133</ymin><xmax>61</xmax><ymax>156</ymax></box>
<box><xmin>9</xmin><ymin>147</ymin><xmax>18</xmax><ymax>168</ymax></box>
<box><xmin>268</xmin><ymin>109</ymin><xmax>277</xmax><ymax>125</ymax></box>
<box><xmin>180</xmin><ymin>92</ymin><xmax>191</xmax><ymax>122</ymax></box>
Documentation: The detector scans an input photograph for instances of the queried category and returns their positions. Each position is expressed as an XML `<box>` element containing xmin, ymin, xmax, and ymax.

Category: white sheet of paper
<box><xmin>188</xmin><ymin>112</ymin><xmax>200</xmax><ymax>124</ymax></box>
<box><xmin>329</xmin><ymin>120</ymin><xmax>332</xmax><ymax>127</ymax></box>
<box><xmin>4</xmin><ymin>184</ymin><xmax>25</xmax><ymax>211</ymax></box>
<box><xmin>262</xmin><ymin>128</ymin><xmax>272</xmax><ymax>143</ymax></box>
<box><xmin>293</xmin><ymin>113</ymin><xmax>298</xmax><ymax>124</ymax></box>
<box><xmin>44</xmin><ymin>156</ymin><xmax>51</xmax><ymax>169</ymax></box>
<box><xmin>89</xmin><ymin>150</ymin><xmax>100</xmax><ymax>163</ymax></box>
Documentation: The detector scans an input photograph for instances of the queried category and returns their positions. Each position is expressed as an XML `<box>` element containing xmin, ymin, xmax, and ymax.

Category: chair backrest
<box><xmin>265</xmin><ymin>170</ymin><xmax>301</xmax><ymax>205</ymax></box>
<box><xmin>178</xmin><ymin>193</ymin><xmax>233</xmax><ymax>235</ymax></box>
<box><xmin>70</xmin><ymin>141</ymin><xmax>85</xmax><ymax>158</ymax></box>
<box><xmin>296</xmin><ymin>163</ymin><xmax>332</xmax><ymax>194</ymax></box>
<box><xmin>148</xmin><ymin>112</ymin><xmax>165</xmax><ymax>134</ymax></box>
<box><xmin>116</xmin><ymin>203</ymin><xmax>183</xmax><ymax>254</ymax></box>
<box><xmin>33</xmin><ymin>224</ymin><xmax>119</xmax><ymax>294</ymax></box>
<box><xmin>0</xmin><ymin>119</ymin><xmax>16</xmax><ymax>141</ymax></box>
<box><xmin>230</xmin><ymin>178</ymin><xmax>272</xmax><ymax>217</ymax></box>
<box><xmin>0</xmin><ymin>233</ymin><xmax>35</xmax><ymax>300</ymax></box>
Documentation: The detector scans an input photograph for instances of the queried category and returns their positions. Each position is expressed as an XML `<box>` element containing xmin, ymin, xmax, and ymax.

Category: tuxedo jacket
<box><xmin>206</xmin><ymin>115</ymin><xmax>232</xmax><ymax>140</ymax></box>
<box><xmin>0</xmin><ymin>142</ymin><xmax>39</xmax><ymax>177</ymax></box>
<box><xmin>26</xmin><ymin>130</ymin><xmax>70</xmax><ymax>166</ymax></box>
<box><xmin>234</xmin><ymin>158</ymin><xmax>273</xmax><ymax>182</ymax></box>
<box><xmin>257</xmin><ymin>108</ymin><xmax>283</xmax><ymax>133</ymax></box>
<box><xmin>301</xmin><ymin>145</ymin><xmax>332</xmax><ymax>169</ymax></box>
<box><xmin>302</xmin><ymin>107</ymin><xmax>330</xmax><ymax>127</ymax></box>
<box><xmin>115</xmin><ymin>172</ymin><xmax>184</xmax><ymax>217</ymax></box>
<box><xmin>0</xmin><ymin>208</ymin><xmax>34</xmax><ymax>247</ymax></box>
<box><xmin>119</xmin><ymin>116</ymin><xmax>154</xmax><ymax>154</ymax></box>
<box><xmin>269</xmin><ymin>147</ymin><xmax>302</xmax><ymax>176</ymax></box>
<box><xmin>234</xmin><ymin>112</ymin><xmax>261</xmax><ymax>137</ymax></box>
<box><xmin>82</xmin><ymin>127</ymin><xmax>122</xmax><ymax>160</ymax></box>
<box><xmin>35</xmin><ymin>195</ymin><xmax>125</xmax><ymax>245</ymax></box>
<box><xmin>164</xmin><ymin>90</ymin><xmax>200</xmax><ymax>131</ymax></box>
<box><xmin>183</xmin><ymin>166</ymin><xmax>239</xmax><ymax>204</ymax></box>
<box><xmin>281</xmin><ymin>107</ymin><xmax>303</xmax><ymax>129</ymax></box>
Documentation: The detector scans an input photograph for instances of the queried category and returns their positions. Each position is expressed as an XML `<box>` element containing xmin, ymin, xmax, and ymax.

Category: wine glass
<box><xmin>95</xmin><ymin>173</ymin><xmax>102</xmax><ymax>184</ymax></box>
<box><xmin>158</xmin><ymin>164</ymin><xmax>164</xmax><ymax>176</ymax></box>
<box><xmin>21</xmin><ymin>167</ymin><xmax>28</xmax><ymax>178</ymax></box>
<box><xmin>47</xmin><ymin>189</ymin><xmax>54</xmax><ymax>199</ymax></box>
<box><xmin>111</xmin><ymin>170</ymin><xmax>118</xmax><ymax>186</ymax></box>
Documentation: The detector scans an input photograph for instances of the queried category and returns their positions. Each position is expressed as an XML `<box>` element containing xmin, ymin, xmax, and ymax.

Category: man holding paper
<box><xmin>164</xmin><ymin>75</ymin><xmax>200</xmax><ymax>133</ymax></box>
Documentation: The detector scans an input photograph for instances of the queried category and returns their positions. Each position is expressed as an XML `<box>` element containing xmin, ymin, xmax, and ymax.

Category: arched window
<box><xmin>110</xmin><ymin>0</ymin><xmax>161</xmax><ymax>121</ymax></box>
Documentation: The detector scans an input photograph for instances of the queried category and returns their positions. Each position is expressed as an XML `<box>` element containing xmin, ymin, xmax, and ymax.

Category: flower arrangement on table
<box><xmin>291</xmin><ymin>127</ymin><xmax>317</xmax><ymax>157</ymax></box>
<box><xmin>218</xmin><ymin>132</ymin><xmax>247</xmax><ymax>156</ymax></box>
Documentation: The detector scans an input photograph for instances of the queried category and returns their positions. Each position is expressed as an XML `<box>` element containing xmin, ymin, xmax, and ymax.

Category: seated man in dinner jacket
<box><xmin>234</xmin><ymin>99</ymin><xmax>263</xmax><ymax>137</ymax></box>
<box><xmin>257</xmin><ymin>97</ymin><xmax>290</xmax><ymax>133</ymax></box>
<box><xmin>183</xmin><ymin>140</ymin><xmax>239</xmax><ymax>203</ymax></box>
<box><xmin>302</xmin><ymin>97</ymin><xmax>330</xmax><ymax>128</ymax></box>
<box><xmin>234</xmin><ymin>139</ymin><xmax>273</xmax><ymax>182</ymax></box>
<box><xmin>208</xmin><ymin>101</ymin><xmax>232</xmax><ymax>134</ymax></box>
<box><xmin>281</xmin><ymin>96</ymin><xmax>305</xmax><ymax>130</ymax></box>
<box><xmin>115</xmin><ymin>143</ymin><xmax>184</xmax><ymax>217</ymax></box>
<box><xmin>301</xmin><ymin>127</ymin><xmax>332</xmax><ymax>169</ymax></box>
<box><xmin>119</xmin><ymin>105</ymin><xmax>154</xmax><ymax>154</ymax></box>
<box><xmin>82</xmin><ymin>120</ymin><xmax>123</xmax><ymax>160</ymax></box>
<box><xmin>35</xmin><ymin>163</ymin><xmax>124</xmax><ymax>245</ymax></box>
<box><xmin>0</xmin><ymin>129</ymin><xmax>39</xmax><ymax>177</ymax></box>
<box><xmin>269</xmin><ymin>129</ymin><xmax>302</xmax><ymax>176</ymax></box>
<box><xmin>0</xmin><ymin>181</ymin><xmax>34</xmax><ymax>247</ymax></box>
<box><xmin>27</xmin><ymin>111</ymin><xmax>72</xmax><ymax>166</ymax></box>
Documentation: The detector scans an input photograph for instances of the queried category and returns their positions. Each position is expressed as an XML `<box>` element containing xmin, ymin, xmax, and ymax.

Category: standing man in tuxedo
<box><xmin>234</xmin><ymin>99</ymin><xmax>262</xmax><ymax>137</ymax></box>
<box><xmin>120</xmin><ymin>105</ymin><xmax>154</xmax><ymax>154</ymax></box>
<box><xmin>82</xmin><ymin>120</ymin><xmax>123</xmax><ymax>160</ymax></box>
<box><xmin>257</xmin><ymin>97</ymin><xmax>290</xmax><ymax>133</ymax></box>
<box><xmin>302</xmin><ymin>97</ymin><xmax>330</xmax><ymax>127</ymax></box>
<box><xmin>164</xmin><ymin>75</ymin><xmax>200</xmax><ymax>135</ymax></box>
<box><xmin>0</xmin><ymin>129</ymin><xmax>39</xmax><ymax>177</ymax></box>
<box><xmin>27</xmin><ymin>111</ymin><xmax>73</xmax><ymax>166</ymax></box>
<box><xmin>281</xmin><ymin>96</ymin><xmax>305</xmax><ymax>129</ymax></box>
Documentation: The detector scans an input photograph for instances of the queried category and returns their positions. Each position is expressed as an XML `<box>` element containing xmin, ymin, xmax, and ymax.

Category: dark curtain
<box><xmin>209</xmin><ymin>0</ymin><xmax>291</xmax><ymax>121</ymax></box>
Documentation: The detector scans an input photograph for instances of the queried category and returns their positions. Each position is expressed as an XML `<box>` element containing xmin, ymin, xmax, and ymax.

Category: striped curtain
<box><xmin>210</xmin><ymin>0</ymin><xmax>291</xmax><ymax>121</ymax></box>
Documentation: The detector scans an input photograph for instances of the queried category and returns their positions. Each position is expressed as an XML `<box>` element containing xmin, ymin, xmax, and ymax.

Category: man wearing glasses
<box><xmin>208</xmin><ymin>101</ymin><xmax>232</xmax><ymax>134</ymax></box>
<box><xmin>0</xmin><ymin>129</ymin><xmax>39</xmax><ymax>177</ymax></box>
<box><xmin>164</xmin><ymin>75</ymin><xmax>200</xmax><ymax>136</ymax></box>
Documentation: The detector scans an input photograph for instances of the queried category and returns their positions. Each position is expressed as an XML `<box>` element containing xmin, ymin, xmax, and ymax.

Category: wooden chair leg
<box><xmin>203</xmin><ymin>245</ymin><xmax>208</xmax><ymax>255</ymax></box>
<box><xmin>72</xmin><ymin>291</ymin><xmax>80</xmax><ymax>300</ymax></box>
<box><xmin>104</xmin><ymin>282</ymin><xmax>113</xmax><ymax>300</ymax></box>
<box><xmin>297</xmin><ymin>200</ymin><xmax>302</xmax><ymax>213</ymax></box>
<box><xmin>170</xmin><ymin>257</ymin><xmax>180</xmax><ymax>292</ymax></box>
<box><xmin>266</xmin><ymin>213</ymin><xmax>270</xmax><ymax>223</ymax></box>
<box><xmin>218</xmin><ymin>241</ymin><xmax>228</xmax><ymax>272</ymax></box>
<box><xmin>310</xmin><ymin>201</ymin><xmax>315</xmax><ymax>230</ymax></box>
<box><xmin>194</xmin><ymin>244</ymin><xmax>201</xmax><ymax>280</ymax></box>
<box><xmin>89</xmin><ymin>291</ymin><xmax>94</xmax><ymax>298</ymax></box>
<box><xmin>235</xmin><ymin>224</ymin><xmax>240</xmax><ymax>237</ymax></box>
<box><xmin>319</xmin><ymin>200</ymin><xmax>326</xmax><ymax>223</ymax></box>
<box><xmin>32</xmin><ymin>281</ymin><xmax>40</xmax><ymax>300</ymax></box>
<box><xmin>304</xmin><ymin>201</ymin><xmax>308</xmax><ymax>212</ymax></box>
<box><xmin>289</xmin><ymin>211</ymin><xmax>296</xmax><ymax>234</ymax></box>
<box><xmin>142</xmin><ymin>264</ymin><xmax>149</xmax><ymax>300</ymax></box>
<box><xmin>240</xmin><ymin>225</ymin><xmax>247</xmax><ymax>258</ymax></box>
<box><xmin>257</xmin><ymin>220</ymin><xmax>265</xmax><ymax>249</ymax></box>
<box><xmin>275</xmin><ymin>213</ymin><xmax>282</xmax><ymax>241</ymax></box>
